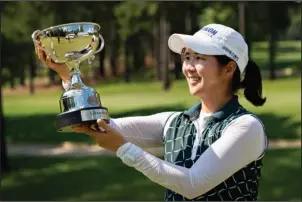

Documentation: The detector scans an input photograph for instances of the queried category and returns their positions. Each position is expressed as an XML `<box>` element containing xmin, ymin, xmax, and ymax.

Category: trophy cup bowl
<box><xmin>32</xmin><ymin>22</ymin><xmax>110</xmax><ymax>132</ymax></box>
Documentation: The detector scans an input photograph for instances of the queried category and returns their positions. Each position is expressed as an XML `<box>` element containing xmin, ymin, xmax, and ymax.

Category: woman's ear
<box><xmin>224</xmin><ymin>61</ymin><xmax>237</xmax><ymax>79</ymax></box>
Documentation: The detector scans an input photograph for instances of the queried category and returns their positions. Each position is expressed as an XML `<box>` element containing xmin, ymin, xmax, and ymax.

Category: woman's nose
<box><xmin>186</xmin><ymin>63</ymin><xmax>196</xmax><ymax>72</ymax></box>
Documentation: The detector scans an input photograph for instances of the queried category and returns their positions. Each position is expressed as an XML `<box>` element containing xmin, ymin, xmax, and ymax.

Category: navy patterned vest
<box><xmin>163</xmin><ymin>96</ymin><xmax>267</xmax><ymax>201</ymax></box>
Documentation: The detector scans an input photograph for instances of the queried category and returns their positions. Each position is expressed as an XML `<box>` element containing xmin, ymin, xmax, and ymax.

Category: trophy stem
<box><xmin>70</xmin><ymin>67</ymin><xmax>86</xmax><ymax>89</ymax></box>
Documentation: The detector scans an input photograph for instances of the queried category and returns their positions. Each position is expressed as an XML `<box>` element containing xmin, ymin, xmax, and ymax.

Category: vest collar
<box><xmin>184</xmin><ymin>96</ymin><xmax>241</xmax><ymax>121</ymax></box>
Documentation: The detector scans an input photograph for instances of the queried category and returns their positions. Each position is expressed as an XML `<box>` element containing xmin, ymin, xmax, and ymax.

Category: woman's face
<box><xmin>182</xmin><ymin>48</ymin><xmax>227</xmax><ymax>98</ymax></box>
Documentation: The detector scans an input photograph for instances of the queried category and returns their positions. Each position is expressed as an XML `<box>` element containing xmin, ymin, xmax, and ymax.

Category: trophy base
<box><xmin>56</xmin><ymin>107</ymin><xmax>110</xmax><ymax>132</ymax></box>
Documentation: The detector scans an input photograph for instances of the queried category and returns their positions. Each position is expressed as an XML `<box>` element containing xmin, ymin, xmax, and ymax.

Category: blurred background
<box><xmin>1</xmin><ymin>1</ymin><xmax>301</xmax><ymax>201</ymax></box>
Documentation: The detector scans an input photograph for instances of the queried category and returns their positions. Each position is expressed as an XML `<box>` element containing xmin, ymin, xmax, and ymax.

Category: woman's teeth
<box><xmin>189</xmin><ymin>76</ymin><xmax>201</xmax><ymax>82</ymax></box>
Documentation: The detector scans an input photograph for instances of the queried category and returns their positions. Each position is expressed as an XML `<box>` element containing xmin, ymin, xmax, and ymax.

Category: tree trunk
<box><xmin>48</xmin><ymin>69</ymin><xmax>56</xmax><ymax>86</ymax></box>
<box><xmin>0</xmin><ymin>81</ymin><xmax>10</xmax><ymax>174</ymax></box>
<box><xmin>159</xmin><ymin>5</ymin><xmax>171</xmax><ymax>91</ymax></box>
<box><xmin>238</xmin><ymin>2</ymin><xmax>246</xmax><ymax>39</ymax></box>
<box><xmin>19</xmin><ymin>68</ymin><xmax>26</xmax><ymax>87</ymax></box>
<box><xmin>124</xmin><ymin>37</ymin><xmax>131</xmax><ymax>83</ymax></box>
<box><xmin>185</xmin><ymin>8</ymin><xmax>192</xmax><ymax>34</ymax></box>
<box><xmin>98</xmin><ymin>46</ymin><xmax>106</xmax><ymax>78</ymax></box>
<box><xmin>153</xmin><ymin>23</ymin><xmax>161</xmax><ymax>81</ymax></box>
<box><xmin>243</xmin><ymin>2</ymin><xmax>252</xmax><ymax>58</ymax></box>
<box><xmin>238</xmin><ymin>2</ymin><xmax>252</xmax><ymax>59</ymax></box>
<box><xmin>133</xmin><ymin>34</ymin><xmax>145</xmax><ymax>72</ymax></box>
<box><xmin>268</xmin><ymin>33</ymin><xmax>277</xmax><ymax>80</ymax></box>
<box><xmin>9</xmin><ymin>68</ymin><xmax>15</xmax><ymax>89</ymax></box>
<box><xmin>110</xmin><ymin>21</ymin><xmax>118</xmax><ymax>77</ymax></box>
<box><xmin>190</xmin><ymin>6</ymin><xmax>198</xmax><ymax>34</ymax></box>
<box><xmin>29</xmin><ymin>53</ymin><xmax>36</xmax><ymax>95</ymax></box>
<box><xmin>268</xmin><ymin>8</ymin><xmax>277</xmax><ymax>80</ymax></box>
<box><xmin>174</xmin><ymin>55</ymin><xmax>182</xmax><ymax>80</ymax></box>
<box><xmin>110</xmin><ymin>48</ymin><xmax>118</xmax><ymax>77</ymax></box>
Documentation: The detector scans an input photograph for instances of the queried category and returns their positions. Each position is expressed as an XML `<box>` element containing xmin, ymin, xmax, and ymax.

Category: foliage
<box><xmin>198</xmin><ymin>2</ymin><xmax>238</xmax><ymax>29</ymax></box>
<box><xmin>114</xmin><ymin>2</ymin><xmax>158</xmax><ymax>41</ymax></box>
<box><xmin>0</xmin><ymin>2</ymin><xmax>300</xmax><ymax>87</ymax></box>
<box><xmin>284</xmin><ymin>5</ymin><xmax>301</xmax><ymax>40</ymax></box>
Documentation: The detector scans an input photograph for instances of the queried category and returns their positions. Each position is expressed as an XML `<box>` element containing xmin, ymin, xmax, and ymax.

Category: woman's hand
<box><xmin>72</xmin><ymin>119</ymin><xmax>128</xmax><ymax>153</ymax></box>
<box><xmin>34</xmin><ymin>41</ymin><xmax>70</xmax><ymax>82</ymax></box>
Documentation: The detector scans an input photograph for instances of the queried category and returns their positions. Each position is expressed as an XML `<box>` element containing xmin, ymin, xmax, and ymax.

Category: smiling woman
<box><xmin>36</xmin><ymin>23</ymin><xmax>268</xmax><ymax>201</ymax></box>
<box><xmin>179</xmin><ymin>48</ymin><xmax>266</xmax><ymax>108</ymax></box>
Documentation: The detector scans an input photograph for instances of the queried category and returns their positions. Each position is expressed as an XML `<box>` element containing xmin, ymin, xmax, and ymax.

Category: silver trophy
<box><xmin>32</xmin><ymin>22</ymin><xmax>110</xmax><ymax>132</ymax></box>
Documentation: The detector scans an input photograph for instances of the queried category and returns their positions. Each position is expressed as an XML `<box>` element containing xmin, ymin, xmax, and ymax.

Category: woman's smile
<box><xmin>187</xmin><ymin>75</ymin><xmax>201</xmax><ymax>85</ymax></box>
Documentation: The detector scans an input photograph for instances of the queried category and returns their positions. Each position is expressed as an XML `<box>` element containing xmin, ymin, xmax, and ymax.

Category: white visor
<box><xmin>167</xmin><ymin>23</ymin><xmax>249</xmax><ymax>82</ymax></box>
<box><xmin>168</xmin><ymin>33</ymin><xmax>224</xmax><ymax>56</ymax></box>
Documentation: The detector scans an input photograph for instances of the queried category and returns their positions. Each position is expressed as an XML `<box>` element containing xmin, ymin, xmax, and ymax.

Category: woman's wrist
<box><xmin>116</xmin><ymin>142</ymin><xmax>132</xmax><ymax>157</ymax></box>
<box><xmin>115</xmin><ymin>140</ymin><xmax>128</xmax><ymax>153</ymax></box>
<box><xmin>62</xmin><ymin>76</ymin><xmax>71</xmax><ymax>83</ymax></box>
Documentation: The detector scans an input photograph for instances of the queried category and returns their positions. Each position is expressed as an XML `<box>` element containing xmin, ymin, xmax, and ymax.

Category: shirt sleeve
<box><xmin>109</xmin><ymin>112</ymin><xmax>177</xmax><ymax>148</ymax></box>
<box><xmin>62</xmin><ymin>80</ymin><xmax>178</xmax><ymax>148</ymax></box>
<box><xmin>116</xmin><ymin>114</ymin><xmax>267</xmax><ymax>199</ymax></box>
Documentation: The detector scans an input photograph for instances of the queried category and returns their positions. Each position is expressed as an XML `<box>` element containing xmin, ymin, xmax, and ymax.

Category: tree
<box><xmin>114</xmin><ymin>2</ymin><xmax>158</xmax><ymax>82</ymax></box>
<box><xmin>0</xmin><ymin>75</ymin><xmax>9</xmax><ymax>174</ymax></box>
<box><xmin>0</xmin><ymin>1</ymin><xmax>9</xmax><ymax>174</ymax></box>
<box><xmin>197</xmin><ymin>2</ymin><xmax>238</xmax><ymax>29</ymax></box>
<box><xmin>1</xmin><ymin>2</ymin><xmax>55</xmax><ymax>92</ymax></box>
<box><xmin>284</xmin><ymin>5</ymin><xmax>301</xmax><ymax>40</ymax></box>
<box><xmin>250</xmin><ymin>2</ymin><xmax>292</xmax><ymax>80</ymax></box>
<box><xmin>159</xmin><ymin>3</ymin><xmax>171</xmax><ymax>91</ymax></box>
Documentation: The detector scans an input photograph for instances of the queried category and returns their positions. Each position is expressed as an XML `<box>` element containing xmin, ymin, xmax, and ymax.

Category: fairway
<box><xmin>1</xmin><ymin>149</ymin><xmax>300</xmax><ymax>201</ymax></box>
<box><xmin>3</xmin><ymin>77</ymin><xmax>301</xmax><ymax>144</ymax></box>
<box><xmin>252</xmin><ymin>41</ymin><xmax>301</xmax><ymax>70</ymax></box>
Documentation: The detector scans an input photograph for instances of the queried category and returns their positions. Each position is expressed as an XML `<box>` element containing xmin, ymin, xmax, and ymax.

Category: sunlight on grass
<box><xmin>251</xmin><ymin>41</ymin><xmax>301</xmax><ymax>69</ymax></box>
<box><xmin>3</xmin><ymin>77</ymin><xmax>301</xmax><ymax>143</ymax></box>
<box><xmin>1</xmin><ymin>149</ymin><xmax>301</xmax><ymax>201</ymax></box>
<box><xmin>3</xmin><ymin>77</ymin><xmax>300</xmax><ymax>116</ymax></box>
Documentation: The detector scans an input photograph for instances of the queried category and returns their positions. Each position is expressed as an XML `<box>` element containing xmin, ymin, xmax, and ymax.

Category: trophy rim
<box><xmin>40</xmin><ymin>22</ymin><xmax>101</xmax><ymax>33</ymax></box>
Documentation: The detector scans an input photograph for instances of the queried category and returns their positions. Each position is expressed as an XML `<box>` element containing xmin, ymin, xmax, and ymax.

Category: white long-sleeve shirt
<box><xmin>62</xmin><ymin>81</ymin><xmax>267</xmax><ymax>199</ymax></box>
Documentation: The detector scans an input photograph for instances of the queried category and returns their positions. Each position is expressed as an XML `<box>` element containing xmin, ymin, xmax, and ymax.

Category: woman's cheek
<box><xmin>194</xmin><ymin>64</ymin><xmax>205</xmax><ymax>75</ymax></box>
<box><xmin>182</xmin><ymin>64</ymin><xmax>188</xmax><ymax>75</ymax></box>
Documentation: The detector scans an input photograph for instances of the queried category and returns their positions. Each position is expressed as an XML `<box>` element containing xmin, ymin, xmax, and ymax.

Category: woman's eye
<box><xmin>185</xmin><ymin>56</ymin><xmax>191</xmax><ymax>61</ymax></box>
<box><xmin>196</xmin><ymin>56</ymin><xmax>204</xmax><ymax>60</ymax></box>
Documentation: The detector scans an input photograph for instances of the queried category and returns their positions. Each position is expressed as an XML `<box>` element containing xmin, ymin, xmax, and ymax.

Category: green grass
<box><xmin>252</xmin><ymin>41</ymin><xmax>301</xmax><ymax>70</ymax></box>
<box><xmin>3</xmin><ymin>77</ymin><xmax>301</xmax><ymax>144</ymax></box>
<box><xmin>1</xmin><ymin>149</ymin><xmax>301</xmax><ymax>201</ymax></box>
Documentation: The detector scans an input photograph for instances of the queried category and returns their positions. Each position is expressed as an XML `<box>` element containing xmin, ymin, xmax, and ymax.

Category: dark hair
<box><xmin>214</xmin><ymin>55</ymin><xmax>266</xmax><ymax>106</ymax></box>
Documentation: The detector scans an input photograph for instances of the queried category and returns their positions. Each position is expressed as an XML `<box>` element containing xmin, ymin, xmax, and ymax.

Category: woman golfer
<box><xmin>36</xmin><ymin>24</ymin><xmax>268</xmax><ymax>201</ymax></box>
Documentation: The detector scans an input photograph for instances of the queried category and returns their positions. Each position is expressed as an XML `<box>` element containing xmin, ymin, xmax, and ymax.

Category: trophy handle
<box><xmin>31</xmin><ymin>30</ymin><xmax>40</xmax><ymax>42</ymax></box>
<box><xmin>32</xmin><ymin>30</ymin><xmax>44</xmax><ymax>50</ymax></box>
<box><xmin>87</xmin><ymin>34</ymin><xmax>105</xmax><ymax>64</ymax></box>
<box><xmin>31</xmin><ymin>30</ymin><xmax>60</xmax><ymax>63</ymax></box>
<box><xmin>32</xmin><ymin>30</ymin><xmax>48</xmax><ymax>52</ymax></box>
<box><xmin>94</xmin><ymin>34</ymin><xmax>105</xmax><ymax>54</ymax></box>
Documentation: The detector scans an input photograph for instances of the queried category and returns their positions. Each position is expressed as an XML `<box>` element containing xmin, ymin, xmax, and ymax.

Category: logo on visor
<box><xmin>222</xmin><ymin>46</ymin><xmax>239</xmax><ymax>61</ymax></box>
<box><xmin>201</xmin><ymin>27</ymin><xmax>218</xmax><ymax>36</ymax></box>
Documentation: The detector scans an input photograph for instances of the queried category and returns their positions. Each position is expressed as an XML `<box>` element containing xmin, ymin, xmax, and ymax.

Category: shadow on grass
<box><xmin>4</xmin><ymin>104</ymin><xmax>187</xmax><ymax>144</ymax></box>
<box><xmin>258</xmin><ymin>113</ymin><xmax>301</xmax><ymax>139</ymax></box>
<box><xmin>0</xmin><ymin>156</ymin><xmax>165</xmax><ymax>201</ymax></box>
<box><xmin>4</xmin><ymin>104</ymin><xmax>300</xmax><ymax>144</ymax></box>
<box><xmin>259</xmin><ymin>149</ymin><xmax>301</xmax><ymax>200</ymax></box>
<box><xmin>1</xmin><ymin>149</ymin><xmax>301</xmax><ymax>201</ymax></box>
